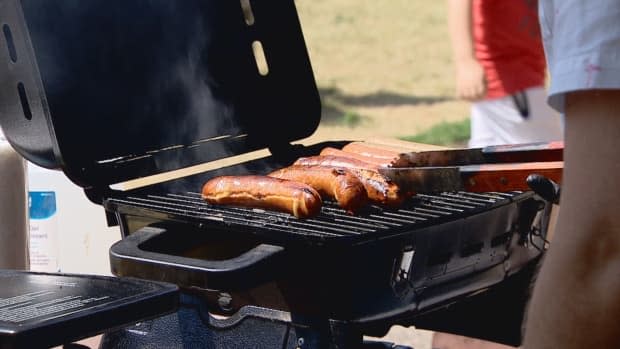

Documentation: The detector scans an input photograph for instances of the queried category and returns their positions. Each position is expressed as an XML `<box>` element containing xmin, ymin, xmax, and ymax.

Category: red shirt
<box><xmin>473</xmin><ymin>0</ymin><xmax>547</xmax><ymax>99</ymax></box>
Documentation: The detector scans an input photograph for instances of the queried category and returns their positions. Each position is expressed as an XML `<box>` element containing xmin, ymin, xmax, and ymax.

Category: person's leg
<box><xmin>469</xmin><ymin>97</ymin><xmax>519</xmax><ymax>147</ymax></box>
<box><xmin>469</xmin><ymin>101</ymin><xmax>495</xmax><ymax>148</ymax></box>
<box><xmin>469</xmin><ymin>87</ymin><xmax>563</xmax><ymax>147</ymax></box>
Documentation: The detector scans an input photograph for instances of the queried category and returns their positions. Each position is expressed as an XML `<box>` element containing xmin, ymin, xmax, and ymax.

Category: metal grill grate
<box><xmin>107</xmin><ymin>191</ymin><xmax>523</xmax><ymax>244</ymax></box>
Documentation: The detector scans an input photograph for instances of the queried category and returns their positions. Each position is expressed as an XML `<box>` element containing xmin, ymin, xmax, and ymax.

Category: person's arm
<box><xmin>447</xmin><ymin>0</ymin><xmax>486</xmax><ymax>101</ymax></box>
<box><xmin>523</xmin><ymin>89</ymin><xmax>620</xmax><ymax>348</ymax></box>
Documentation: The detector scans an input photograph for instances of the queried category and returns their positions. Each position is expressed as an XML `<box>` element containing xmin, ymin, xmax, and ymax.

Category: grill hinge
<box><xmin>84</xmin><ymin>186</ymin><xmax>119</xmax><ymax>226</ymax></box>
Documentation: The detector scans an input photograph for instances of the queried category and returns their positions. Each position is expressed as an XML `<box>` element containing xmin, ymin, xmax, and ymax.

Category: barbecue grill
<box><xmin>0</xmin><ymin>1</ymin><xmax>551</xmax><ymax>348</ymax></box>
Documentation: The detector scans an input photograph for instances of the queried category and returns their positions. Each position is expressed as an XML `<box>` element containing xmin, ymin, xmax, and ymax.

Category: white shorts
<box><xmin>469</xmin><ymin>86</ymin><xmax>564</xmax><ymax>148</ymax></box>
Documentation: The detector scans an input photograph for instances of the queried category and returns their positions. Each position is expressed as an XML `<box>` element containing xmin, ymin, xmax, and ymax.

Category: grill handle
<box><xmin>109</xmin><ymin>225</ymin><xmax>285</xmax><ymax>290</ymax></box>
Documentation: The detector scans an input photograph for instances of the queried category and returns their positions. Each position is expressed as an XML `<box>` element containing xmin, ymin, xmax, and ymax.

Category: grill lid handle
<box><xmin>109</xmin><ymin>225</ymin><xmax>286</xmax><ymax>290</ymax></box>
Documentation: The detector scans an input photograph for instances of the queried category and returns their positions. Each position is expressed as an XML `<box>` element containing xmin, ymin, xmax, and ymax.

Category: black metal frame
<box><xmin>107</xmin><ymin>184</ymin><xmax>549</xmax><ymax>347</ymax></box>
<box><xmin>99</xmin><ymin>257</ymin><xmax>540</xmax><ymax>348</ymax></box>
<box><xmin>100</xmin><ymin>294</ymin><xmax>414</xmax><ymax>349</ymax></box>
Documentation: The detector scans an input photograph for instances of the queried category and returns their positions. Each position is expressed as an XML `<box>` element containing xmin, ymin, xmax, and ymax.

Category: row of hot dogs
<box><xmin>201</xmin><ymin>142</ymin><xmax>408</xmax><ymax>218</ymax></box>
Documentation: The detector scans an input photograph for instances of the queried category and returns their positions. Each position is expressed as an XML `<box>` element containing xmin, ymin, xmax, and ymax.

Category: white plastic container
<box><xmin>0</xmin><ymin>128</ymin><xmax>29</xmax><ymax>270</ymax></box>
<box><xmin>27</xmin><ymin>163</ymin><xmax>121</xmax><ymax>275</ymax></box>
<box><xmin>28</xmin><ymin>188</ymin><xmax>60</xmax><ymax>272</ymax></box>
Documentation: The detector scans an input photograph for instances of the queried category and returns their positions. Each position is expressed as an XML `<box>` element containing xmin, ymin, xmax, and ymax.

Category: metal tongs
<box><xmin>377</xmin><ymin>141</ymin><xmax>564</xmax><ymax>194</ymax></box>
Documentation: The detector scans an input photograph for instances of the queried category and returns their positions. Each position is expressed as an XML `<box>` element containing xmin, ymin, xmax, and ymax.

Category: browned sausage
<box><xmin>319</xmin><ymin>147</ymin><xmax>394</xmax><ymax>167</ymax></box>
<box><xmin>342</xmin><ymin>142</ymin><xmax>403</xmax><ymax>158</ymax></box>
<box><xmin>348</xmin><ymin>168</ymin><xmax>405</xmax><ymax>207</ymax></box>
<box><xmin>201</xmin><ymin>175</ymin><xmax>322</xmax><ymax>218</ymax></box>
<box><xmin>269</xmin><ymin>165</ymin><xmax>368</xmax><ymax>214</ymax></box>
<box><xmin>293</xmin><ymin>156</ymin><xmax>405</xmax><ymax>207</ymax></box>
<box><xmin>293</xmin><ymin>155</ymin><xmax>379</xmax><ymax>170</ymax></box>
<box><xmin>341</xmin><ymin>142</ymin><xmax>411</xmax><ymax>167</ymax></box>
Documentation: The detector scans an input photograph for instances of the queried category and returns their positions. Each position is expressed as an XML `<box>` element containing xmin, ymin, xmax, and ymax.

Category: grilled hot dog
<box><xmin>293</xmin><ymin>155</ymin><xmax>405</xmax><ymax>207</ymax></box>
<box><xmin>348</xmin><ymin>168</ymin><xmax>405</xmax><ymax>207</ymax></box>
<box><xmin>340</xmin><ymin>142</ymin><xmax>411</xmax><ymax>167</ymax></box>
<box><xmin>201</xmin><ymin>175</ymin><xmax>322</xmax><ymax>218</ymax></box>
<box><xmin>269</xmin><ymin>165</ymin><xmax>368</xmax><ymax>214</ymax></box>
<box><xmin>319</xmin><ymin>147</ymin><xmax>393</xmax><ymax>167</ymax></box>
<box><xmin>342</xmin><ymin>142</ymin><xmax>403</xmax><ymax>158</ymax></box>
<box><xmin>294</xmin><ymin>155</ymin><xmax>378</xmax><ymax>170</ymax></box>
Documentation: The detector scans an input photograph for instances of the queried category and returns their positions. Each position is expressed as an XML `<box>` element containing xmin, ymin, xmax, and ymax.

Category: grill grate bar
<box><xmin>419</xmin><ymin>203</ymin><xmax>466</xmax><ymax>213</ymax></box>
<box><xmin>136</xmin><ymin>195</ymin><xmax>381</xmax><ymax>236</ymax></box>
<box><xmin>173</xmin><ymin>192</ymin><xmax>428</xmax><ymax>225</ymax></box>
<box><xmin>438</xmin><ymin>193</ymin><xmax>498</xmax><ymax>205</ymax></box>
<box><xmin>172</xmin><ymin>192</ymin><xmax>402</xmax><ymax>230</ymax></box>
<box><xmin>319</xmin><ymin>207</ymin><xmax>402</xmax><ymax>228</ymax></box>
<box><xmin>370</xmin><ymin>211</ymin><xmax>426</xmax><ymax>224</ymax></box>
<box><xmin>118</xmin><ymin>197</ymin><xmax>352</xmax><ymax>238</ymax></box>
<box><xmin>416</xmin><ymin>194</ymin><xmax>485</xmax><ymax>208</ymax></box>
<box><xmin>477</xmin><ymin>192</ymin><xmax>520</xmax><ymax>199</ymax></box>
<box><xmin>109</xmin><ymin>190</ymin><xmax>522</xmax><ymax>241</ymax></box>
<box><xmin>417</xmin><ymin>200</ymin><xmax>476</xmax><ymax>210</ymax></box>
<box><xmin>218</xmin><ymin>203</ymin><xmax>389</xmax><ymax>234</ymax></box>
<box><xmin>391</xmin><ymin>208</ymin><xmax>440</xmax><ymax>219</ymax></box>
<box><xmin>401</xmin><ymin>205</ymin><xmax>456</xmax><ymax>216</ymax></box>
<box><xmin>389</xmin><ymin>211</ymin><xmax>428</xmax><ymax>222</ymax></box>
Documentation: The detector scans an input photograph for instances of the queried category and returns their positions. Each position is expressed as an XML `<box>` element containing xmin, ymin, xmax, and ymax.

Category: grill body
<box><xmin>107</xmin><ymin>147</ymin><xmax>550</xmax><ymax>346</ymax></box>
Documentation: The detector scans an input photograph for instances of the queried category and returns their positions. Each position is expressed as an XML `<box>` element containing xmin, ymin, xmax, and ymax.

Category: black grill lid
<box><xmin>0</xmin><ymin>0</ymin><xmax>320</xmax><ymax>187</ymax></box>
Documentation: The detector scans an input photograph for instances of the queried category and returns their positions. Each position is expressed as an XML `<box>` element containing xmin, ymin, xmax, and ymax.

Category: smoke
<box><xmin>17</xmin><ymin>1</ymin><xmax>257</xmax><ymax>192</ymax></box>
<box><xmin>148</xmin><ymin>3</ymin><xmax>244</xmax><ymax>185</ymax></box>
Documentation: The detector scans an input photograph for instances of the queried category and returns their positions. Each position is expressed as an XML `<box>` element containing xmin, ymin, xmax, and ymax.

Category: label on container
<box><xmin>28</xmin><ymin>192</ymin><xmax>60</xmax><ymax>272</ymax></box>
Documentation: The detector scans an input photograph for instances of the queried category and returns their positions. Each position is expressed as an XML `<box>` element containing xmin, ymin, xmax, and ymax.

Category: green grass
<box><xmin>341</xmin><ymin>110</ymin><xmax>362</xmax><ymax>127</ymax></box>
<box><xmin>400</xmin><ymin>119</ymin><xmax>470</xmax><ymax>146</ymax></box>
<box><xmin>296</xmin><ymin>1</ymin><xmax>470</xmax><ymax>141</ymax></box>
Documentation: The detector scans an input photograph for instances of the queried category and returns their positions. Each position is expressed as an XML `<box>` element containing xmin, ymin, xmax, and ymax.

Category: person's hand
<box><xmin>455</xmin><ymin>58</ymin><xmax>486</xmax><ymax>101</ymax></box>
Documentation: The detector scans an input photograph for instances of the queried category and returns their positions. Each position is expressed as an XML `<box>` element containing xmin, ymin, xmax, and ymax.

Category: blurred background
<box><xmin>297</xmin><ymin>0</ymin><xmax>470</xmax><ymax>147</ymax></box>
